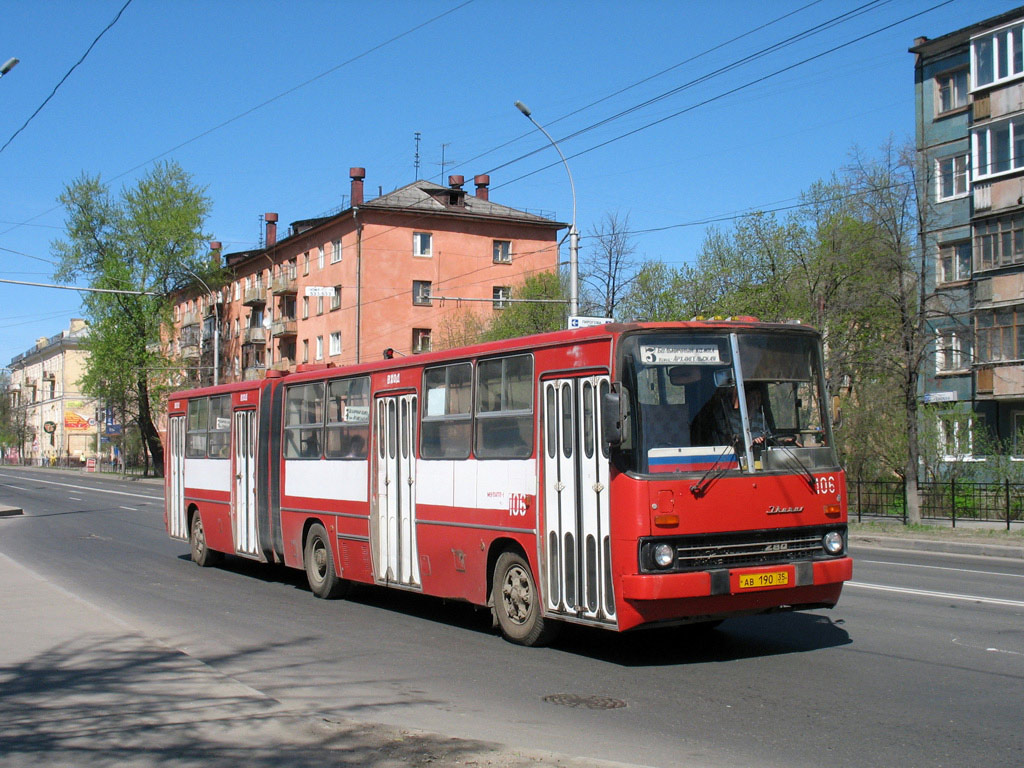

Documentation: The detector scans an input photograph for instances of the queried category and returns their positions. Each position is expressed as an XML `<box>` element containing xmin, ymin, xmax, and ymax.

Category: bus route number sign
<box><xmin>640</xmin><ymin>345</ymin><xmax>721</xmax><ymax>365</ymax></box>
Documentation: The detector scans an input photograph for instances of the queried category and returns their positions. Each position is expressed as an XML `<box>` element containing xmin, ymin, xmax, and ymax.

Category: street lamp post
<box><xmin>181</xmin><ymin>267</ymin><xmax>219</xmax><ymax>386</ymax></box>
<box><xmin>514</xmin><ymin>100</ymin><xmax>579</xmax><ymax>318</ymax></box>
<box><xmin>0</xmin><ymin>58</ymin><xmax>19</xmax><ymax>78</ymax></box>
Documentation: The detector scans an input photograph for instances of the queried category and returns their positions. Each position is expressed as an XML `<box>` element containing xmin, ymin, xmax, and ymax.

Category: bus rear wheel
<box><xmin>492</xmin><ymin>551</ymin><xmax>558</xmax><ymax>646</ymax></box>
<box><xmin>304</xmin><ymin>523</ymin><xmax>349</xmax><ymax>599</ymax></box>
<box><xmin>189</xmin><ymin>511</ymin><xmax>221</xmax><ymax>567</ymax></box>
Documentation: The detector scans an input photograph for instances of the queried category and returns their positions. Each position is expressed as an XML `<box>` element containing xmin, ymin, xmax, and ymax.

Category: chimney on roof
<box><xmin>474</xmin><ymin>174</ymin><xmax>490</xmax><ymax>201</ymax></box>
<box><xmin>264</xmin><ymin>213</ymin><xmax>279</xmax><ymax>247</ymax></box>
<box><xmin>914</xmin><ymin>36</ymin><xmax>929</xmax><ymax>46</ymax></box>
<box><xmin>350</xmin><ymin>167</ymin><xmax>365</xmax><ymax>207</ymax></box>
<box><xmin>448</xmin><ymin>175</ymin><xmax>465</xmax><ymax>190</ymax></box>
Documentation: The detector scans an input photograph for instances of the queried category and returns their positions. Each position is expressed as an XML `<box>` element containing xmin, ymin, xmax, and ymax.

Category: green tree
<box><xmin>482</xmin><ymin>271</ymin><xmax>567</xmax><ymax>342</ymax></box>
<box><xmin>52</xmin><ymin>161</ymin><xmax>212</xmax><ymax>475</ymax></box>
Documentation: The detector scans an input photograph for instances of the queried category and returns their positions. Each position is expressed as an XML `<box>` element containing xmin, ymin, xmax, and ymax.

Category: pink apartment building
<box><xmin>172</xmin><ymin>168</ymin><xmax>565</xmax><ymax>384</ymax></box>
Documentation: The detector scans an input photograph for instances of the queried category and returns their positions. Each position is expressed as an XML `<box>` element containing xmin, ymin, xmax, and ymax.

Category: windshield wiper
<box><xmin>767</xmin><ymin>432</ymin><xmax>816</xmax><ymax>490</ymax></box>
<box><xmin>690</xmin><ymin>446</ymin><xmax>735</xmax><ymax>498</ymax></box>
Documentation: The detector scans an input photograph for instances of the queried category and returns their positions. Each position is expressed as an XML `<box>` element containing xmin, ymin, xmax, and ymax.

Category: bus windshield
<box><xmin>620</xmin><ymin>330</ymin><xmax>838</xmax><ymax>475</ymax></box>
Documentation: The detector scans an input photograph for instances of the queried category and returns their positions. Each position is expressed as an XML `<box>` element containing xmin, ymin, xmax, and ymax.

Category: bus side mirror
<box><xmin>602</xmin><ymin>389</ymin><xmax>623</xmax><ymax>447</ymax></box>
<box><xmin>831</xmin><ymin>395</ymin><xmax>842</xmax><ymax>429</ymax></box>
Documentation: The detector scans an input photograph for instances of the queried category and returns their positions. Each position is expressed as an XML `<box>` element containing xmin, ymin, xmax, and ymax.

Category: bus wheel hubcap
<box><xmin>502</xmin><ymin>565</ymin><xmax>531</xmax><ymax>625</ymax></box>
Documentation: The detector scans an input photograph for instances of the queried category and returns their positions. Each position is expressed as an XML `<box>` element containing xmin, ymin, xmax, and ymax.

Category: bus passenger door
<box><xmin>373</xmin><ymin>394</ymin><xmax>420</xmax><ymax>588</ymax></box>
<box><xmin>232</xmin><ymin>409</ymin><xmax>259</xmax><ymax>557</ymax></box>
<box><xmin>541</xmin><ymin>377</ymin><xmax>614</xmax><ymax>624</ymax></box>
<box><xmin>167</xmin><ymin>415</ymin><xmax>187</xmax><ymax>539</ymax></box>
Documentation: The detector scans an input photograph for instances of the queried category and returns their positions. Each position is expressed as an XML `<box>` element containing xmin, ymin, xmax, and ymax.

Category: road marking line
<box><xmin>0</xmin><ymin>472</ymin><xmax>161</xmax><ymax>501</ymax></box>
<box><xmin>3</xmin><ymin>484</ymin><xmax>28</xmax><ymax>490</ymax></box>
<box><xmin>847</xmin><ymin>580</ymin><xmax>1024</xmax><ymax>609</ymax></box>
<box><xmin>858</xmin><ymin>559</ymin><xmax>1024</xmax><ymax>579</ymax></box>
<box><xmin>119</xmin><ymin>506</ymin><xmax>136</xmax><ymax>511</ymax></box>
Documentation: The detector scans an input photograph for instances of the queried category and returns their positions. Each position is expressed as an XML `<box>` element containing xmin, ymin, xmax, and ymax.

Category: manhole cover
<box><xmin>542</xmin><ymin>693</ymin><xmax>626</xmax><ymax>710</ymax></box>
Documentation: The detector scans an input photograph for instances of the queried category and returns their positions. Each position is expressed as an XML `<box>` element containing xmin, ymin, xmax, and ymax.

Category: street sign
<box><xmin>568</xmin><ymin>315</ymin><xmax>613</xmax><ymax>329</ymax></box>
<box><xmin>305</xmin><ymin>286</ymin><xmax>336</xmax><ymax>297</ymax></box>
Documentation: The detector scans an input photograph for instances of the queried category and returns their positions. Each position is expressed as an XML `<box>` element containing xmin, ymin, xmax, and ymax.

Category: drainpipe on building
<box><xmin>354</xmin><ymin>207</ymin><xmax>362</xmax><ymax>365</ymax></box>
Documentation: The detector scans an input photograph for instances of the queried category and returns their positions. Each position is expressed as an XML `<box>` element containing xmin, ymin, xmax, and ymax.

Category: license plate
<box><xmin>738</xmin><ymin>571</ymin><xmax>789</xmax><ymax>589</ymax></box>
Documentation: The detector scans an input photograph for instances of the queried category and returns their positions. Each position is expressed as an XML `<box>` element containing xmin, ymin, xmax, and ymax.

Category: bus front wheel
<box><xmin>189</xmin><ymin>511</ymin><xmax>221</xmax><ymax>567</ymax></box>
<box><xmin>492</xmin><ymin>551</ymin><xmax>558</xmax><ymax>646</ymax></box>
<box><xmin>304</xmin><ymin>523</ymin><xmax>349</xmax><ymax>599</ymax></box>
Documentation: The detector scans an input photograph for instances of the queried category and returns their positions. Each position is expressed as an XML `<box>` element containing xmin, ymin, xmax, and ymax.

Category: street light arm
<box><xmin>515</xmin><ymin>100</ymin><xmax>579</xmax><ymax>317</ymax></box>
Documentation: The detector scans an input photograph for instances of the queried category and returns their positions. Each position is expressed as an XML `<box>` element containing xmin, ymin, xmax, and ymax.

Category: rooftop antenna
<box><xmin>434</xmin><ymin>143</ymin><xmax>456</xmax><ymax>183</ymax></box>
<box><xmin>258</xmin><ymin>213</ymin><xmax>265</xmax><ymax>248</ymax></box>
<box><xmin>414</xmin><ymin>131</ymin><xmax>421</xmax><ymax>180</ymax></box>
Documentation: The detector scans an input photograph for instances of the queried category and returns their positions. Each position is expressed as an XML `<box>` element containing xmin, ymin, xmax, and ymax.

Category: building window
<box><xmin>331</xmin><ymin>238</ymin><xmax>342</xmax><ymax>263</ymax></box>
<box><xmin>413</xmin><ymin>232</ymin><xmax>432</xmax><ymax>257</ymax></box>
<box><xmin>302</xmin><ymin>339</ymin><xmax>309</xmax><ymax>364</ymax></box>
<box><xmin>303</xmin><ymin>252</ymin><xmax>310</xmax><ymax>275</ymax></box>
<box><xmin>936</xmin><ymin>154</ymin><xmax>968</xmax><ymax>200</ymax></box>
<box><xmin>973</xmin><ymin>117</ymin><xmax>1024</xmax><ymax>178</ymax></box>
<box><xmin>975</xmin><ymin>213</ymin><xmax>1024</xmax><ymax>270</ymax></box>
<box><xmin>330</xmin><ymin>285</ymin><xmax>341</xmax><ymax>311</ymax></box>
<box><xmin>976</xmin><ymin>305</ymin><xmax>1024</xmax><ymax>362</ymax></box>
<box><xmin>315</xmin><ymin>336</ymin><xmax>323</xmax><ymax>361</ymax></box>
<box><xmin>938</xmin><ymin>412</ymin><xmax>975</xmax><ymax>459</ymax></box>
<box><xmin>413</xmin><ymin>280</ymin><xmax>432</xmax><ymax>306</ymax></box>
<box><xmin>317</xmin><ymin>296</ymin><xmax>324</xmax><ymax>315</ymax></box>
<box><xmin>302</xmin><ymin>296</ymin><xmax>309</xmax><ymax>319</ymax></box>
<box><xmin>412</xmin><ymin>328</ymin><xmax>432</xmax><ymax>354</ymax></box>
<box><xmin>493</xmin><ymin>240</ymin><xmax>512</xmax><ymax>263</ymax></box>
<box><xmin>492</xmin><ymin>285</ymin><xmax>510</xmax><ymax>310</ymax></box>
<box><xmin>936</xmin><ymin>329</ymin><xmax>968</xmax><ymax>373</ymax></box>
<box><xmin>936</xmin><ymin>68</ymin><xmax>968</xmax><ymax>115</ymax></box>
<box><xmin>972</xmin><ymin>22</ymin><xmax>1024</xmax><ymax>89</ymax></box>
<box><xmin>938</xmin><ymin>241</ymin><xmax>971</xmax><ymax>283</ymax></box>
<box><xmin>329</xmin><ymin>331</ymin><xmax>341</xmax><ymax>356</ymax></box>
<box><xmin>318</xmin><ymin>245</ymin><xmax>325</xmax><ymax>270</ymax></box>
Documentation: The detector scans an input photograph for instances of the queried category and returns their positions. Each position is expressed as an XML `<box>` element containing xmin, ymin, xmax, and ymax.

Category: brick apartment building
<box><xmin>171</xmin><ymin>168</ymin><xmax>564</xmax><ymax>386</ymax></box>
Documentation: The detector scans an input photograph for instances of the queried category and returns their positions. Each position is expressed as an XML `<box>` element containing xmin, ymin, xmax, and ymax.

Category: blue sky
<box><xmin>0</xmin><ymin>0</ymin><xmax>1017</xmax><ymax>365</ymax></box>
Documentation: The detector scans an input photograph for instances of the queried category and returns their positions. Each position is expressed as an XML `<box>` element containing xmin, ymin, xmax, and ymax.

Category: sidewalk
<box><xmin>0</xmin><ymin>552</ymin><xmax>639</xmax><ymax>768</ymax></box>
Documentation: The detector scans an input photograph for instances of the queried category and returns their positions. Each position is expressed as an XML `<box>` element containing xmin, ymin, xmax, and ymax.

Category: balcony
<box><xmin>271</xmin><ymin>318</ymin><xmax>297</xmax><ymax>338</ymax></box>
<box><xmin>974</xmin><ymin>183</ymin><xmax>991</xmax><ymax>211</ymax></box>
<box><xmin>270</xmin><ymin>273</ymin><xmax>297</xmax><ymax>295</ymax></box>
<box><xmin>242</xmin><ymin>366</ymin><xmax>266</xmax><ymax>381</ymax></box>
<box><xmin>180</xmin><ymin>311</ymin><xmax>199</xmax><ymax>329</ymax></box>
<box><xmin>243</xmin><ymin>283</ymin><xmax>266</xmax><ymax>306</ymax></box>
<box><xmin>181</xmin><ymin>342</ymin><xmax>200</xmax><ymax>360</ymax></box>
<box><xmin>270</xmin><ymin>357</ymin><xmax>293</xmax><ymax>372</ymax></box>
<box><xmin>241</xmin><ymin>326</ymin><xmax>266</xmax><ymax>345</ymax></box>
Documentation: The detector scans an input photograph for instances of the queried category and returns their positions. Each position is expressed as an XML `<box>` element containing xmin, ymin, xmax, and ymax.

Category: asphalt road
<box><xmin>0</xmin><ymin>467</ymin><xmax>1021</xmax><ymax>768</ymax></box>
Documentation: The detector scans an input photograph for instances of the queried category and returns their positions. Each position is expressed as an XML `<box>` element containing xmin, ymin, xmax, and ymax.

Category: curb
<box><xmin>0</xmin><ymin>505</ymin><xmax>23</xmax><ymax>517</ymax></box>
<box><xmin>851</xmin><ymin>533</ymin><xmax>1024</xmax><ymax>560</ymax></box>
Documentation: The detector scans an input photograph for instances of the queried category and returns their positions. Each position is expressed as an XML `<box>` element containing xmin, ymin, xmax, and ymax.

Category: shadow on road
<box><xmin>0</xmin><ymin>635</ymin><xmax>535</xmax><ymax>767</ymax></box>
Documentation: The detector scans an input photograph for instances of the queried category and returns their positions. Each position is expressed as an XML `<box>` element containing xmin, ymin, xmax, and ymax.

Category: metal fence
<box><xmin>851</xmin><ymin>478</ymin><xmax>1024</xmax><ymax>529</ymax></box>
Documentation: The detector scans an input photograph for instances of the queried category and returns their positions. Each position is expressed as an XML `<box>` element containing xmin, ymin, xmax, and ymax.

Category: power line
<box><xmin>0</xmin><ymin>0</ymin><xmax>135</xmax><ymax>156</ymax></box>
<box><xmin>494</xmin><ymin>0</ymin><xmax>953</xmax><ymax>190</ymax></box>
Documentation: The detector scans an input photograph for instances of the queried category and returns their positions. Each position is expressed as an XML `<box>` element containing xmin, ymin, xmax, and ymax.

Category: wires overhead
<box><xmin>0</xmin><ymin>0</ymin><xmax>135</xmax><ymax>157</ymax></box>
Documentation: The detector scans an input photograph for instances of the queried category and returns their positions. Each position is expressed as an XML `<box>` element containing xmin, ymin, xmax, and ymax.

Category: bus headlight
<box><xmin>653</xmin><ymin>543</ymin><xmax>675</xmax><ymax>568</ymax></box>
<box><xmin>822</xmin><ymin>531</ymin><xmax>844</xmax><ymax>555</ymax></box>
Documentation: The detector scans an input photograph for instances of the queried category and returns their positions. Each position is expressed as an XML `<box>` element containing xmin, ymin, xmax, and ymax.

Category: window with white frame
<box><xmin>318</xmin><ymin>245</ymin><xmax>325</xmax><ymax>269</ymax></box>
<box><xmin>938</xmin><ymin>412</ymin><xmax>975</xmax><ymax>459</ymax></box>
<box><xmin>413</xmin><ymin>232</ymin><xmax>432</xmax><ymax>257</ymax></box>
<box><xmin>936</xmin><ymin>154</ymin><xmax>968</xmax><ymax>199</ymax></box>
<box><xmin>303</xmin><ymin>252</ymin><xmax>310</xmax><ymax>275</ymax></box>
<box><xmin>493</xmin><ymin>240</ymin><xmax>512</xmax><ymax>263</ymax></box>
<box><xmin>412</xmin><ymin>328</ymin><xmax>432</xmax><ymax>354</ymax></box>
<box><xmin>302</xmin><ymin>296</ymin><xmax>309</xmax><ymax>319</ymax></box>
<box><xmin>936</xmin><ymin>329</ymin><xmax>968</xmax><ymax>373</ymax></box>
<box><xmin>330</xmin><ymin>285</ymin><xmax>341</xmax><ymax>311</ymax></box>
<box><xmin>331</xmin><ymin>239</ymin><xmax>342</xmax><ymax>263</ymax></box>
<box><xmin>492</xmin><ymin>285</ymin><xmax>510</xmax><ymax>309</ymax></box>
<box><xmin>317</xmin><ymin>296</ymin><xmax>324</xmax><ymax>315</ymax></box>
<box><xmin>329</xmin><ymin>331</ymin><xmax>341</xmax><ymax>356</ymax></box>
<box><xmin>413</xmin><ymin>280</ymin><xmax>432</xmax><ymax>306</ymax></box>
<box><xmin>315</xmin><ymin>335</ymin><xmax>323</xmax><ymax>360</ymax></box>
<box><xmin>974</xmin><ymin>213</ymin><xmax>1024</xmax><ymax>269</ymax></box>
<box><xmin>972</xmin><ymin>22</ymin><xmax>1024</xmax><ymax>89</ymax></box>
<box><xmin>973</xmin><ymin>117</ymin><xmax>1024</xmax><ymax>178</ymax></box>
<box><xmin>302</xmin><ymin>339</ymin><xmax>309</xmax><ymax>364</ymax></box>
<box><xmin>935</xmin><ymin>68</ymin><xmax>968</xmax><ymax>115</ymax></box>
<box><xmin>938</xmin><ymin>241</ymin><xmax>971</xmax><ymax>283</ymax></box>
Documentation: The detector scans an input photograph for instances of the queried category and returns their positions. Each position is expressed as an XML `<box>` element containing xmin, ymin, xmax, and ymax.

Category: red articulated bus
<box><xmin>165</xmin><ymin>320</ymin><xmax>852</xmax><ymax>645</ymax></box>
